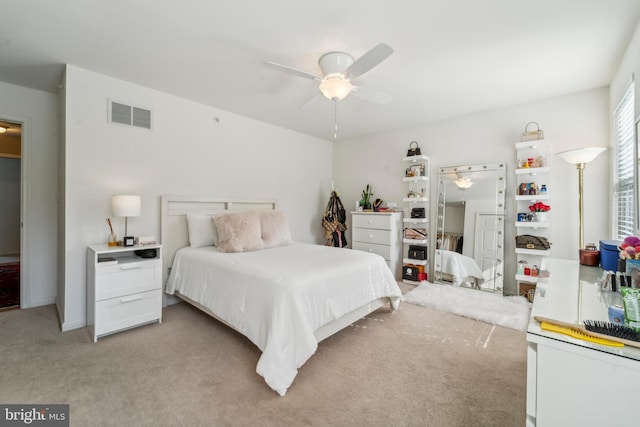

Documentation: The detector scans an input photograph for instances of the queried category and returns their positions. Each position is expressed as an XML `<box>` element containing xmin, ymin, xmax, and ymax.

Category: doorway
<box><xmin>0</xmin><ymin>120</ymin><xmax>21</xmax><ymax>311</ymax></box>
<box><xmin>473</xmin><ymin>212</ymin><xmax>504</xmax><ymax>292</ymax></box>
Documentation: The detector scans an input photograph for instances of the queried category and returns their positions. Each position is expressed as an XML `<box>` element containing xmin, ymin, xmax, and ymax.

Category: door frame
<box><xmin>1</xmin><ymin>113</ymin><xmax>29</xmax><ymax>308</ymax></box>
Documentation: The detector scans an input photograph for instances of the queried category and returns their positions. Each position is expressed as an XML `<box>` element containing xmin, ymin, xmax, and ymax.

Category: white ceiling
<box><xmin>1</xmin><ymin>0</ymin><xmax>640</xmax><ymax>141</ymax></box>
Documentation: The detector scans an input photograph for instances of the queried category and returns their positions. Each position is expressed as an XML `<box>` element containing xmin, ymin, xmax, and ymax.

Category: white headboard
<box><xmin>160</xmin><ymin>195</ymin><xmax>278</xmax><ymax>282</ymax></box>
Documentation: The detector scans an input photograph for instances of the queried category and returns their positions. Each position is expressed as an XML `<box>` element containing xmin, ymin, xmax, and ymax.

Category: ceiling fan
<box><xmin>265</xmin><ymin>43</ymin><xmax>394</xmax><ymax>137</ymax></box>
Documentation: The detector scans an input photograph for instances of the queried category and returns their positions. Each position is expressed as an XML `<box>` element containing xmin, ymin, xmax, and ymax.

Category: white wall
<box><xmin>0</xmin><ymin>81</ymin><xmax>59</xmax><ymax>308</ymax></box>
<box><xmin>334</xmin><ymin>87</ymin><xmax>609</xmax><ymax>295</ymax></box>
<box><xmin>61</xmin><ymin>65</ymin><xmax>333</xmax><ymax>330</ymax></box>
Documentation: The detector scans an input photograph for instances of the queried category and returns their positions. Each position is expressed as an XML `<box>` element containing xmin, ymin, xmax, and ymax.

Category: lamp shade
<box><xmin>319</xmin><ymin>77</ymin><xmax>353</xmax><ymax>100</ymax></box>
<box><xmin>454</xmin><ymin>177</ymin><xmax>473</xmax><ymax>190</ymax></box>
<box><xmin>557</xmin><ymin>147</ymin><xmax>606</xmax><ymax>165</ymax></box>
<box><xmin>112</xmin><ymin>195</ymin><xmax>141</xmax><ymax>217</ymax></box>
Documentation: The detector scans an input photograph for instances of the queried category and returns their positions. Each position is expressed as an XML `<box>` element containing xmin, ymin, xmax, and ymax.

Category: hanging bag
<box><xmin>406</xmin><ymin>141</ymin><xmax>422</xmax><ymax>156</ymax></box>
<box><xmin>521</xmin><ymin>122</ymin><xmax>544</xmax><ymax>142</ymax></box>
<box><xmin>323</xmin><ymin>191</ymin><xmax>347</xmax><ymax>245</ymax></box>
<box><xmin>334</xmin><ymin>192</ymin><xmax>347</xmax><ymax>224</ymax></box>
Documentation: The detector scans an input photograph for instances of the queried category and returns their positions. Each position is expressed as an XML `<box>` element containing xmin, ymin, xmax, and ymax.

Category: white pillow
<box><xmin>186</xmin><ymin>214</ymin><xmax>215</xmax><ymax>248</ymax></box>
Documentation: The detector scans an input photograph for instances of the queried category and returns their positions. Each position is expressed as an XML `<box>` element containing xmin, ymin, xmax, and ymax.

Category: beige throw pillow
<box><xmin>213</xmin><ymin>211</ymin><xmax>265</xmax><ymax>253</ymax></box>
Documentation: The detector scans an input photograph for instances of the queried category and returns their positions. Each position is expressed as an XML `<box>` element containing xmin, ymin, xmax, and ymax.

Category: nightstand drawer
<box><xmin>94</xmin><ymin>289</ymin><xmax>162</xmax><ymax>337</ymax></box>
<box><xmin>352</xmin><ymin>241</ymin><xmax>392</xmax><ymax>260</ymax></box>
<box><xmin>352</xmin><ymin>214</ymin><xmax>395</xmax><ymax>230</ymax></box>
<box><xmin>352</xmin><ymin>228</ymin><xmax>392</xmax><ymax>246</ymax></box>
<box><xmin>95</xmin><ymin>260</ymin><xmax>161</xmax><ymax>301</ymax></box>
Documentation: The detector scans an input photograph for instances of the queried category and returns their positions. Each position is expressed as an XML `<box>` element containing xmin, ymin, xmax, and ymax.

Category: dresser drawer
<box><xmin>352</xmin><ymin>214</ymin><xmax>395</xmax><ymax>230</ymax></box>
<box><xmin>352</xmin><ymin>241</ymin><xmax>392</xmax><ymax>260</ymax></box>
<box><xmin>94</xmin><ymin>289</ymin><xmax>162</xmax><ymax>337</ymax></box>
<box><xmin>352</xmin><ymin>228</ymin><xmax>393</xmax><ymax>246</ymax></box>
<box><xmin>95</xmin><ymin>260</ymin><xmax>161</xmax><ymax>301</ymax></box>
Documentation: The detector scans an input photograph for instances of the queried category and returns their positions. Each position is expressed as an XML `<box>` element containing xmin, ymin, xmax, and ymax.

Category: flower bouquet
<box><xmin>529</xmin><ymin>202</ymin><xmax>550</xmax><ymax>222</ymax></box>
<box><xmin>619</xmin><ymin>235</ymin><xmax>640</xmax><ymax>260</ymax></box>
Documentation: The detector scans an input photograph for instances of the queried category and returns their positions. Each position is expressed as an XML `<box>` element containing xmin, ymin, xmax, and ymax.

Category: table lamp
<box><xmin>112</xmin><ymin>195</ymin><xmax>141</xmax><ymax>246</ymax></box>
<box><xmin>556</xmin><ymin>147</ymin><xmax>606</xmax><ymax>251</ymax></box>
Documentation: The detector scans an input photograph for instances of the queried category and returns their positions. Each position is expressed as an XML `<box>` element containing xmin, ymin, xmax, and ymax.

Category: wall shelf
<box><xmin>515</xmin><ymin>248</ymin><xmax>551</xmax><ymax>256</ymax></box>
<box><xmin>402</xmin><ymin>154</ymin><xmax>430</xmax><ymax>285</ymax></box>
<box><xmin>403</xmin><ymin>218</ymin><xmax>428</xmax><ymax>224</ymax></box>
<box><xmin>515</xmin><ymin>221</ymin><xmax>550</xmax><ymax>228</ymax></box>
<box><xmin>515</xmin><ymin>194</ymin><xmax>550</xmax><ymax>201</ymax></box>
<box><xmin>515</xmin><ymin>166</ymin><xmax>550</xmax><ymax>175</ymax></box>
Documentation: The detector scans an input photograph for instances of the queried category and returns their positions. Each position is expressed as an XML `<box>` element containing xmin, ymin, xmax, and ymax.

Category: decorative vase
<box><xmin>536</xmin><ymin>212</ymin><xmax>547</xmax><ymax>223</ymax></box>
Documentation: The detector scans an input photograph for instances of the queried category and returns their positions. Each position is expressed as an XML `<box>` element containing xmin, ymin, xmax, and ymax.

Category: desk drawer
<box><xmin>95</xmin><ymin>261</ymin><xmax>161</xmax><ymax>301</ymax></box>
<box><xmin>95</xmin><ymin>289</ymin><xmax>162</xmax><ymax>337</ymax></box>
<box><xmin>353</xmin><ymin>241</ymin><xmax>392</xmax><ymax>260</ymax></box>
<box><xmin>352</xmin><ymin>214</ymin><xmax>395</xmax><ymax>230</ymax></box>
<box><xmin>352</xmin><ymin>228</ymin><xmax>392</xmax><ymax>246</ymax></box>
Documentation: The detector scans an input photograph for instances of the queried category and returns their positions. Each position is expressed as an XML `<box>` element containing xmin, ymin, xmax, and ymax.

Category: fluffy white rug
<box><xmin>402</xmin><ymin>282</ymin><xmax>531</xmax><ymax>331</ymax></box>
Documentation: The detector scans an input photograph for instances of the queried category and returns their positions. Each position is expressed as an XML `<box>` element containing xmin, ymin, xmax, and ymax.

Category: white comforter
<box><xmin>165</xmin><ymin>243</ymin><xmax>401</xmax><ymax>396</ymax></box>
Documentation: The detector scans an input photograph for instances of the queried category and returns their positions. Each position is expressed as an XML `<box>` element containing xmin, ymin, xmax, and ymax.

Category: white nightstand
<box><xmin>86</xmin><ymin>243</ymin><xmax>163</xmax><ymax>342</ymax></box>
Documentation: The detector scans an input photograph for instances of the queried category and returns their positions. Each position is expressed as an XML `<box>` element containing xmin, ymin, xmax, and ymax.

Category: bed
<box><xmin>161</xmin><ymin>196</ymin><xmax>401</xmax><ymax>396</ymax></box>
<box><xmin>435</xmin><ymin>249</ymin><xmax>484</xmax><ymax>287</ymax></box>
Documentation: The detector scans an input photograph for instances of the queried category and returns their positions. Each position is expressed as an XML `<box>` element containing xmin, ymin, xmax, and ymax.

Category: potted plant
<box><xmin>360</xmin><ymin>184</ymin><xmax>373</xmax><ymax>211</ymax></box>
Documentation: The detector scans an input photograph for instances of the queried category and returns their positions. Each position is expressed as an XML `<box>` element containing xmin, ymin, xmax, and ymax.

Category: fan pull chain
<box><xmin>333</xmin><ymin>99</ymin><xmax>338</xmax><ymax>139</ymax></box>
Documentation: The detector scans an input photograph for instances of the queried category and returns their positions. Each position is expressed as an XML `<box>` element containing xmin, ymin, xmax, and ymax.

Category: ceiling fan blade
<box><xmin>264</xmin><ymin>61</ymin><xmax>322</xmax><ymax>81</ymax></box>
<box><xmin>343</xmin><ymin>43</ymin><xmax>394</xmax><ymax>80</ymax></box>
<box><xmin>300</xmin><ymin>92</ymin><xmax>323</xmax><ymax>109</ymax></box>
<box><xmin>351</xmin><ymin>85</ymin><xmax>393</xmax><ymax>104</ymax></box>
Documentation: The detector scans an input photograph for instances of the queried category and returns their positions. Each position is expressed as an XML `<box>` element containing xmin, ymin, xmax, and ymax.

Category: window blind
<box><xmin>613</xmin><ymin>82</ymin><xmax>635</xmax><ymax>239</ymax></box>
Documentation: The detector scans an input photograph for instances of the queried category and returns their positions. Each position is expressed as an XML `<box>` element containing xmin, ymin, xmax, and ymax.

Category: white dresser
<box><xmin>351</xmin><ymin>211</ymin><xmax>403</xmax><ymax>279</ymax></box>
<box><xmin>87</xmin><ymin>243</ymin><xmax>163</xmax><ymax>342</ymax></box>
<box><xmin>526</xmin><ymin>258</ymin><xmax>640</xmax><ymax>426</ymax></box>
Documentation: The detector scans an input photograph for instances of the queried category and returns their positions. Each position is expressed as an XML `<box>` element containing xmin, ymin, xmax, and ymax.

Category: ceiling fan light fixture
<box><xmin>454</xmin><ymin>177</ymin><xmax>473</xmax><ymax>190</ymax></box>
<box><xmin>319</xmin><ymin>77</ymin><xmax>353</xmax><ymax>100</ymax></box>
<box><xmin>0</xmin><ymin>126</ymin><xmax>7</xmax><ymax>134</ymax></box>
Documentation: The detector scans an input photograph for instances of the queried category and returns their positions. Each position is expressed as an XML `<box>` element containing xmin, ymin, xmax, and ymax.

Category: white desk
<box><xmin>526</xmin><ymin>258</ymin><xmax>640</xmax><ymax>426</ymax></box>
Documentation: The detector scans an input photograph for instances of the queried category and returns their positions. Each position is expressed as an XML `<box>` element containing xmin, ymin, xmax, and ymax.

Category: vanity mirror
<box><xmin>435</xmin><ymin>163</ymin><xmax>506</xmax><ymax>293</ymax></box>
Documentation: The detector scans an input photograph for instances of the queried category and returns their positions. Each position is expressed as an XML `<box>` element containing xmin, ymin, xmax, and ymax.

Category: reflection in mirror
<box><xmin>435</xmin><ymin>163</ymin><xmax>506</xmax><ymax>293</ymax></box>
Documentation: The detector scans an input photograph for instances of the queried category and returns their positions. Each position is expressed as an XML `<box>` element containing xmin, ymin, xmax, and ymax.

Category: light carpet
<box><xmin>403</xmin><ymin>282</ymin><xmax>531</xmax><ymax>331</ymax></box>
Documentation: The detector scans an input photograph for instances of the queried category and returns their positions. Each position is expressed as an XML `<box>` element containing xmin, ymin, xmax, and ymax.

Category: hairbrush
<box><xmin>534</xmin><ymin>316</ymin><xmax>640</xmax><ymax>349</ymax></box>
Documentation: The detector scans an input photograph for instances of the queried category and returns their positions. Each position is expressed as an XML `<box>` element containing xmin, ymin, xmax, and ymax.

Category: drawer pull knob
<box><xmin>368</xmin><ymin>234</ymin><xmax>373</xmax><ymax>238</ymax></box>
<box><xmin>368</xmin><ymin>220</ymin><xmax>373</xmax><ymax>224</ymax></box>
<box><xmin>120</xmin><ymin>265</ymin><xmax>142</xmax><ymax>270</ymax></box>
<box><xmin>369</xmin><ymin>249</ymin><xmax>373</xmax><ymax>252</ymax></box>
<box><xmin>121</xmin><ymin>294</ymin><xmax>142</xmax><ymax>303</ymax></box>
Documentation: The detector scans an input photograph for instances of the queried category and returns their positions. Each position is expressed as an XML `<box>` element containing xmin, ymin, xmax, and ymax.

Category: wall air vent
<box><xmin>108</xmin><ymin>100</ymin><xmax>152</xmax><ymax>130</ymax></box>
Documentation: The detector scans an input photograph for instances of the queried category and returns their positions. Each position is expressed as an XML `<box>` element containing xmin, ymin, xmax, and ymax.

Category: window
<box><xmin>613</xmin><ymin>82</ymin><xmax>635</xmax><ymax>239</ymax></box>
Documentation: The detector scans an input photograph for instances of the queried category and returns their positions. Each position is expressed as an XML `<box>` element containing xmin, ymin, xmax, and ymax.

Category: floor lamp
<box><xmin>557</xmin><ymin>147</ymin><xmax>606</xmax><ymax>251</ymax></box>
